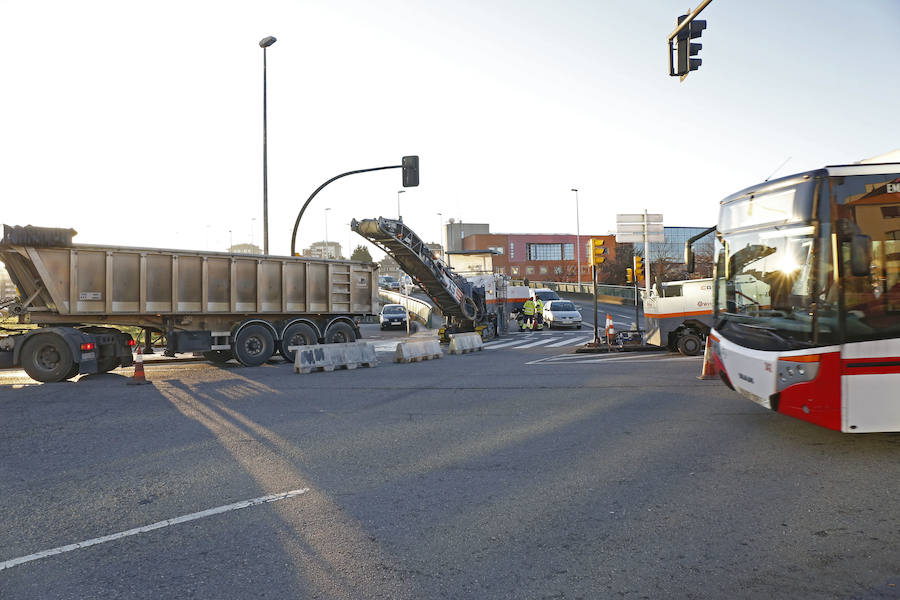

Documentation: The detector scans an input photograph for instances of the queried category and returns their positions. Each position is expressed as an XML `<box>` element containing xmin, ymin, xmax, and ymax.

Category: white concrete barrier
<box><xmin>292</xmin><ymin>342</ymin><xmax>378</xmax><ymax>374</ymax></box>
<box><xmin>448</xmin><ymin>332</ymin><xmax>484</xmax><ymax>355</ymax></box>
<box><xmin>395</xmin><ymin>338</ymin><xmax>442</xmax><ymax>363</ymax></box>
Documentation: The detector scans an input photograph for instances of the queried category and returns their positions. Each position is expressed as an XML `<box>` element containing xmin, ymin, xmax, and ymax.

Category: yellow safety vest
<box><xmin>523</xmin><ymin>300</ymin><xmax>535</xmax><ymax>315</ymax></box>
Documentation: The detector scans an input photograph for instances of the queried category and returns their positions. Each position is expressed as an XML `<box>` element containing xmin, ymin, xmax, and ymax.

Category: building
<box><xmin>228</xmin><ymin>243</ymin><xmax>262</xmax><ymax>255</ymax></box>
<box><xmin>302</xmin><ymin>241</ymin><xmax>343</xmax><ymax>260</ymax></box>
<box><xmin>378</xmin><ymin>255</ymin><xmax>402</xmax><ymax>279</ymax></box>
<box><xmin>462</xmin><ymin>232</ymin><xmax>617</xmax><ymax>282</ymax></box>
<box><xmin>444</xmin><ymin>220</ymin><xmax>490</xmax><ymax>252</ymax></box>
<box><xmin>632</xmin><ymin>226</ymin><xmax>716</xmax><ymax>279</ymax></box>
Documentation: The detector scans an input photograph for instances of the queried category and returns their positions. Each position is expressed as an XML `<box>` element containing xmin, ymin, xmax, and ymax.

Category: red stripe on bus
<box><xmin>644</xmin><ymin>310</ymin><xmax>713</xmax><ymax>319</ymax></box>
<box><xmin>841</xmin><ymin>357</ymin><xmax>900</xmax><ymax>376</ymax></box>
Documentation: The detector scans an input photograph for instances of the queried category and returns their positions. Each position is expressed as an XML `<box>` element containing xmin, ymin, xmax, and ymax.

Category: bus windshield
<box><xmin>715</xmin><ymin>225</ymin><xmax>819</xmax><ymax>350</ymax></box>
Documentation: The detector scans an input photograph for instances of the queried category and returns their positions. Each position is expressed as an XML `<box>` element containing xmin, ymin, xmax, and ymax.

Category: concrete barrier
<box><xmin>448</xmin><ymin>332</ymin><xmax>484</xmax><ymax>355</ymax></box>
<box><xmin>395</xmin><ymin>338</ymin><xmax>442</xmax><ymax>363</ymax></box>
<box><xmin>292</xmin><ymin>342</ymin><xmax>378</xmax><ymax>374</ymax></box>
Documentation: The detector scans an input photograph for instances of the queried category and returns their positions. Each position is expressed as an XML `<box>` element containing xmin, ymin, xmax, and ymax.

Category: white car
<box><xmin>542</xmin><ymin>300</ymin><xmax>582</xmax><ymax>329</ymax></box>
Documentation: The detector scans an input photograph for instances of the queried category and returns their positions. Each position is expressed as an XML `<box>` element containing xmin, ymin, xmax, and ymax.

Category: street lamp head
<box><xmin>259</xmin><ymin>36</ymin><xmax>277</xmax><ymax>48</ymax></box>
<box><xmin>571</xmin><ymin>188</ymin><xmax>578</xmax><ymax>192</ymax></box>
<box><xmin>398</xmin><ymin>190</ymin><xmax>406</xmax><ymax>195</ymax></box>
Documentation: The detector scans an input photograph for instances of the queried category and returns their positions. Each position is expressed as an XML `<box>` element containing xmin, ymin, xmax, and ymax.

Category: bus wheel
<box><xmin>21</xmin><ymin>333</ymin><xmax>74</xmax><ymax>383</ymax></box>
<box><xmin>677</xmin><ymin>333</ymin><xmax>703</xmax><ymax>356</ymax></box>
<box><xmin>233</xmin><ymin>325</ymin><xmax>275</xmax><ymax>366</ymax></box>
<box><xmin>324</xmin><ymin>322</ymin><xmax>356</xmax><ymax>344</ymax></box>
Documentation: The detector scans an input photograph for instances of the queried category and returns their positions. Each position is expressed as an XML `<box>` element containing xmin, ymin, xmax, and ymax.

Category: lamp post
<box><xmin>437</xmin><ymin>212</ymin><xmax>443</xmax><ymax>258</ymax></box>
<box><xmin>324</xmin><ymin>208</ymin><xmax>331</xmax><ymax>258</ymax></box>
<box><xmin>345</xmin><ymin>223</ymin><xmax>352</xmax><ymax>260</ymax></box>
<box><xmin>259</xmin><ymin>35</ymin><xmax>277</xmax><ymax>255</ymax></box>
<box><xmin>571</xmin><ymin>188</ymin><xmax>581</xmax><ymax>285</ymax></box>
<box><xmin>397</xmin><ymin>190</ymin><xmax>406</xmax><ymax>222</ymax></box>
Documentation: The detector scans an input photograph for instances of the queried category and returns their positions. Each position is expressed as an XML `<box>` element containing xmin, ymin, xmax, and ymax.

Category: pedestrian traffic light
<box><xmin>633</xmin><ymin>256</ymin><xmax>645</xmax><ymax>281</ymax></box>
<box><xmin>626</xmin><ymin>268</ymin><xmax>634</xmax><ymax>284</ymax></box>
<box><xmin>402</xmin><ymin>155</ymin><xmax>419</xmax><ymax>187</ymax></box>
<box><xmin>590</xmin><ymin>238</ymin><xmax>607</xmax><ymax>265</ymax></box>
<box><xmin>676</xmin><ymin>15</ymin><xmax>706</xmax><ymax>77</ymax></box>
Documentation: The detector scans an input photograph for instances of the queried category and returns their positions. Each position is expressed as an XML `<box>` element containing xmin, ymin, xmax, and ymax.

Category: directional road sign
<box><xmin>615</xmin><ymin>232</ymin><xmax>666</xmax><ymax>243</ymax></box>
<box><xmin>617</xmin><ymin>213</ymin><xmax>663</xmax><ymax>223</ymax></box>
<box><xmin>616</xmin><ymin>223</ymin><xmax>665</xmax><ymax>234</ymax></box>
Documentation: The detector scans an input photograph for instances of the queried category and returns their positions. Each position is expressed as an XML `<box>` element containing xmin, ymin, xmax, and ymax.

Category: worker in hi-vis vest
<box><xmin>533</xmin><ymin>297</ymin><xmax>544</xmax><ymax>331</ymax></box>
<box><xmin>522</xmin><ymin>298</ymin><xmax>536</xmax><ymax>331</ymax></box>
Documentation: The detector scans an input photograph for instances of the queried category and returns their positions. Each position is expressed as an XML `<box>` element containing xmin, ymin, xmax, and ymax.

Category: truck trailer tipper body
<box><xmin>0</xmin><ymin>225</ymin><xmax>378</xmax><ymax>382</ymax></box>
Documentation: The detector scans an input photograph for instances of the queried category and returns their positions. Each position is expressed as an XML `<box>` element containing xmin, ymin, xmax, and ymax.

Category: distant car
<box><xmin>542</xmin><ymin>300</ymin><xmax>582</xmax><ymax>329</ymax></box>
<box><xmin>399</xmin><ymin>274</ymin><xmax>414</xmax><ymax>295</ymax></box>
<box><xmin>379</xmin><ymin>275</ymin><xmax>401</xmax><ymax>291</ymax></box>
<box><xmin>531</xmin><ymin>288</ymin><xmax>560</xmax><ymax>303</ymax></box>
<box><xmin>380</xmin><ymin>304</ymin><xmax>408</xmax><ymax>329</ymax></box>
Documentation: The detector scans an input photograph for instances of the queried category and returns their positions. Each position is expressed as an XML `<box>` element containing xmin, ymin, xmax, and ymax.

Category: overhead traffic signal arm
<box><xmin>668</xmin><ymin>0</ymin><xmax>711</xmax><ymax>80</ymax></box>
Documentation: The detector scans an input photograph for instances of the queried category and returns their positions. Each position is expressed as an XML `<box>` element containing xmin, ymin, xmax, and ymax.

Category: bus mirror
<box><xmin>685</xmin><ymin>245</ymin><xmax>695</xmax><ymax>273</ymax></box>
<box><xmin>849</xmin><ymin>234</ymin><xmax>872</xmax><ymax>277</ymax></box>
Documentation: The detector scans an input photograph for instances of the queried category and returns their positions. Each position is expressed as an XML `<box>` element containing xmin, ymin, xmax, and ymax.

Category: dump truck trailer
<box><xmin>0</xmin><ymin>225</ymin><xmax>378</xmax><ymax>382</ymax></box>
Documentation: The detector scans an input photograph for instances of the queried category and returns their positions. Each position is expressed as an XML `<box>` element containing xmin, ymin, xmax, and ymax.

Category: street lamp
<box><xmin>259</xmin><ymin>35</ymin><xmax>277</xmax><ymax>255</ymax></box>
<box><xmin>324</xmin><ymin>208</ymin><xmax>331</xmax><ymax>258</ymax></box>
<box><xmin>571</xmin><ymin>188</ymin><xmax>581</xmax><ymax>285</ymax></box>
<box><xmin>397</xmin><ymin>190</ymin><xmax>405</xmax><ymax>222</ymax></box>
<box><xmin>437</xmin><ymin>212</ymin><xmax>443</xmax><ymax>257</ymax></box>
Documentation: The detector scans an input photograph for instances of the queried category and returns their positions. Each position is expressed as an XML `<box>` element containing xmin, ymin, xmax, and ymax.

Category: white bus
<box><xmin>689</xmin><ymin>160</ymin><xmax>900</xmax><ymax>432</ymax></box>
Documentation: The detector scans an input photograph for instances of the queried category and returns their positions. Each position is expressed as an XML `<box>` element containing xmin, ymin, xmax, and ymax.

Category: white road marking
<box><xmin>515</xmin><ymin>337</ymin><xmax>563</xmax><ymax>348</ymax></box>
<box><xmin>546</xmin><ymin>336</ymin><xmax>594</xmax><ymax>347</ymax></box>
<box><xmin>526</xmin><ymin>354</ymin><xmax>700</xmax><ymax>365</ymax></box>
<box><xmin>0</xmin><ymin>488</ymin><xmax>310</xmax><ymax>572</ymax></box>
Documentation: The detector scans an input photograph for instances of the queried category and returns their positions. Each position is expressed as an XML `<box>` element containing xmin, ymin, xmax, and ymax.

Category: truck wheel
<box><xmin>203</xmin><ymin>350</ymin><xmax>233</xmax><ymax>364</ymax></box>
<box><xmin>233</xmin><ymin>325</ymin><xmax>275</xmax><ymax>366</ymax></box>
<box><xmin>324</xmin><ymin>322</ymin><xmax>356</xmax><ymax>344</ymax></box>
<box><xmin>21</xmin><ymin>333</ymin><xmax>75</xmax><ymax>383</ymax></box>
<box><xmin>677</xmin><ymin>333</ymin><xmax>703</xmax><ymax>356</ymax></box>
<box><xmin>280</xmin><ymin>323</ymin><xmax>318</xmax><ymax>363</ymax></box>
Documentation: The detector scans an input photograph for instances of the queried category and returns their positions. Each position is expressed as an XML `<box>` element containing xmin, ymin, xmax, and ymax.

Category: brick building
<box><xmin>462</xmin><ymin>233</ymin><xmax>617</xmax><ymax>282</ymax></box>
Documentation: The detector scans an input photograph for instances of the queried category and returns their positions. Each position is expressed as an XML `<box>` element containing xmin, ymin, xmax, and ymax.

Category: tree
<box><xmin>350</xmin><ymin>245</ymin><xmax>373</xmax><ymax>263</ymax></box>
<box><xmin>598</xmin><ymin>244</ymin><xmax>638</xmax><ymax>285</ymax></box>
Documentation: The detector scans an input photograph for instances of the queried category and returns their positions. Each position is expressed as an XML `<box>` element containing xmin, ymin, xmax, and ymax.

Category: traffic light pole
<box><xmin>592</xmin><ymin>264</ymin><xmax>599</xmax><ymax>345</ymax></box>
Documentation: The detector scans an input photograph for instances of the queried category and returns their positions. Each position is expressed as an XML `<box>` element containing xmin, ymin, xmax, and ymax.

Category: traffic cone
<box><xmin>128</xmin><ymin>346</ymin><xmax>150</xmax><ymax>385</ymax></box>
<box><xmin>605</xmin><ymin>313</ymin><xmax>614</xmax><ymax>345</ymax></box>
<box><xmin>697</xmin><ymin>340</ymin><xmax>717</xmax><ymax>380</ymax></box>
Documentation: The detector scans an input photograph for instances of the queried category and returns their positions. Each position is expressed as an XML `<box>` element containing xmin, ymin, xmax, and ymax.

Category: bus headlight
<box><xmin>776</xmin><ymin>355</ymin><xmax>820</xmax><ymax>391</ymax></box>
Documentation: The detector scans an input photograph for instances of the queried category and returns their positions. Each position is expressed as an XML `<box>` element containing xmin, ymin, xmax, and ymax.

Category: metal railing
<box><xmin>509</xmin><ymin>280</ymin><xmax>639</xmax><ymax>305</ymax></box>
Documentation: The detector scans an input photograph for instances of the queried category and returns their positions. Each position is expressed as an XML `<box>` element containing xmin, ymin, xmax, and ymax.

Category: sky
<box><xmin>1</xmin><ymin>0</ymin><xmax>899</xmax><ymax>260</ymax></box>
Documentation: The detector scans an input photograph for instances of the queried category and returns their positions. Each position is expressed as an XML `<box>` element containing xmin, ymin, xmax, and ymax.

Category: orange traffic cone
<box><xmin>128</xmin><ymin>346</ymin><xmax>150</xmax><ymax>385</ymax></box>
<box><xmin>697</xmin><ymin>339</ymin><xmax>717</xmax><ymax>380</ymax></box>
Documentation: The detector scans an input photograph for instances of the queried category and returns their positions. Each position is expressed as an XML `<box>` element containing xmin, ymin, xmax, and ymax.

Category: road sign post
<box><xmin>592</xmin><ymin>264</ymin><xmax>599</xmax><ymax>345</ymax></box>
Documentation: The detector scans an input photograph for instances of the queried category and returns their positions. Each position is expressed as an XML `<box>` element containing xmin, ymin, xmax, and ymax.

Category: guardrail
<box><xmin>378</xmin><ymin>290</ymin><xmax>441</xmax><ymax>328</ymax></box>
<box><xmin>509</xmin><ymin>280</ymin><xmax>639</xmax><ymax>305</ymax></box>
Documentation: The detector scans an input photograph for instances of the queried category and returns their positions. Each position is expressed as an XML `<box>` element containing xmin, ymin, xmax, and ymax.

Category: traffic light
<box><xmin>633</xmin><ymin>256</ymin><xmax>645</xmax><ymax>281</ymax></box>
<box><xmin>590</xmin><ymin>238</ymin><xmax>607</xmax><ymax>265</ymax></box>
<box><xmin>626</xmin><ymin>268</ymin><xmax>634</xmax><ymax>284</ymax></box>
<box><xmin>676</xmin><ymin>15</ymin><xmax>706</xmax><ymax>77</ymax></box>
<box><xmin>402</xmin><ymin>155</ymin><xmax>419</xmax><ymax>187</ymax></box>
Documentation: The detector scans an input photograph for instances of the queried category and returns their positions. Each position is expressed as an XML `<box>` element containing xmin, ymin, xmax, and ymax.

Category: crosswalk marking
<box><xmin>545</xmin><ymin>335</ymin><xmax>594</xmax><ymax>347</ymax></box>
<box><xmin>515</xmin><ymin>336</ymin><xmax>562</xmax><ymax>348</ymax></box>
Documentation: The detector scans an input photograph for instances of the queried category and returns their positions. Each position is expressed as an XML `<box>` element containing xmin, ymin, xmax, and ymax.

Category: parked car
<box><xmin>530</xmin><ymin>288</ymin><xmax>561</xmax><ymax>303</ymax></box>
<box><xmin>378</xmin><ymin>275</ymin><xmax>401</xmax><ymax>291</ymax></box>
<box><xmin>542</xmin><ymin>300</ymin><xmax>582</xmax><ymax>329</ymax></box>
<box><xmin>380</xmin><ymin>304</ymin><xmax>408</xmax><ymax>329</ymax></box>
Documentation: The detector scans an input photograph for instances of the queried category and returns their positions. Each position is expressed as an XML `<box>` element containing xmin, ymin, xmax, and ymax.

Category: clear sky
<box><xmin>1</xmin><ymin>0</ymin><xmax>898</xmax><ymax>260</ymax></box>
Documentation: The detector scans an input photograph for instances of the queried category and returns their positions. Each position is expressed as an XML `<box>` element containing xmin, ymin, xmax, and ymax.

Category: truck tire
<box><xmin>280</xmin><ymin>323</ymin><xmax>317</xmax><ymax>363</ymax></box>
<box><xmin>233</xmin><ymin>325</ymin><xmax>275</xmax><ymax>367</ymax></box>
<box><xmin>203</xmin><ymin>350</ymin><xmax>233</xmax><ymax>364</ymax></box>
<box><xmin>324</xmin><ymin>322</ymin><xmax>356</xmax><ymax>344</ymax></box>
<box><xmin>677</xmin><ymin>333</ymin><xmax>703</xmax><ymax>356</ymax></box>
<box><xmin>21</xmin><ymin>333</ymin><xmax>75</xmax><ymax>383</ymax></box>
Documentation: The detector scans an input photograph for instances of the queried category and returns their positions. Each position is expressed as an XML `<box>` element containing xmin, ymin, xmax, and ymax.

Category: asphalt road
<box><xmin>1</xmin><ymin>318</ymin><xmax>899</xmax><ymax>599</ymax></box>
